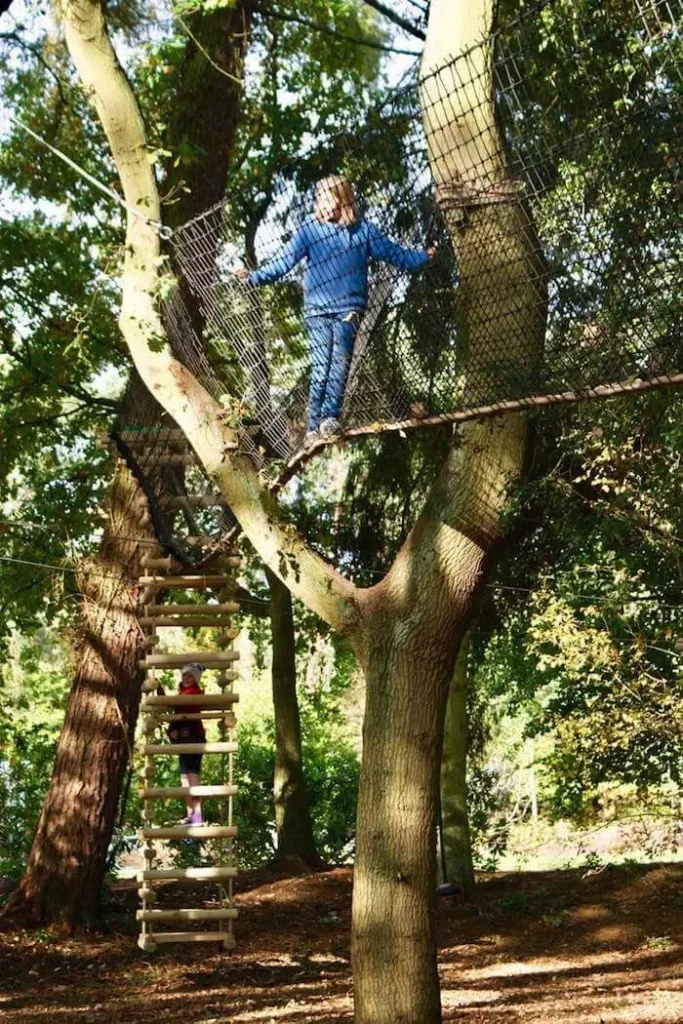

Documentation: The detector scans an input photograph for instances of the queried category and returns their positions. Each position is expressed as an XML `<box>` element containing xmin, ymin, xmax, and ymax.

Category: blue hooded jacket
<box><xmin>247</xmin><ymin>217</ymin><xmax>430</xmax><ymax>316</ymax></box>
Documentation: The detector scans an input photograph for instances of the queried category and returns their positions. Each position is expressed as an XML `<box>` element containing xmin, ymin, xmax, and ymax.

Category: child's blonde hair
<box><xmin>315</xmin><ymin>175</ymin><xmax>358</xmax><ymax>226</ymax></box>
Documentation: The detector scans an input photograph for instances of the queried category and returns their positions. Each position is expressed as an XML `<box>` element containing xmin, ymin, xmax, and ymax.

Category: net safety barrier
<box><xmin>158</xmin><ymin>0</ymin><xmax>681</xmax><ymax>473</ymax></box>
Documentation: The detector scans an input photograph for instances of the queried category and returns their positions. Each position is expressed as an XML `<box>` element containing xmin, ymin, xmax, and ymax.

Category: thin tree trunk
<box><xmin>440</xmin><ymin>635</ymin><xmax>474</xmax><ymax>892</ymax></box>
<box><xmin>4</xmin><ymin>441</ymin><xmax>150</xmax><ymax>926</ymax></box>
<box><xmin>266</xmin><ymin>568</ymin><xmax>324</xmax><ymax>872</ymax></box>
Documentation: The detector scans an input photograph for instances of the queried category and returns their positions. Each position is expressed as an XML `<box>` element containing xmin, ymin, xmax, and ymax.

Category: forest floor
<box><xmin>0</xmin><ymin>862</ymin><xmax>681</xmax><ymax>1023</ymax></box>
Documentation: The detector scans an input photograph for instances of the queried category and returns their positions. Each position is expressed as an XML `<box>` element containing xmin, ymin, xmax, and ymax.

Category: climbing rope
<box><xmin>6</xmin><ymin>112</ymin><xmax>172</xmax><ymax>237</ymax></box>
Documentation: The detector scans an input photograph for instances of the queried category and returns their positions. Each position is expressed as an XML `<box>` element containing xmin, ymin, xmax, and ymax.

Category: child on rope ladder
<box><xmin>236</xmin><ymin>175</ymin><xmax>436</xmax><ymax>445</ymax></box>
<box><xmin>160</xmin><ymin>662</ymin><xmax>206</xmax><ymax>826</ymax></box>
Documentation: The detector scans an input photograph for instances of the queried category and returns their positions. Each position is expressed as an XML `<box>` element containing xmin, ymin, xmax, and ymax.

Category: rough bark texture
<box><xmin>351</xmin><ymin>413</ymin><xmax>529</xmax><ymax>1023</ymax></box>
<box><xmin>5</xmin><ymin>446</ymin><xmax>150</xmax><ymax>927</ymax></box>
<box><xmin>440</xmin><ymin>635</ymin><xmax>475</xmax><ymax>891</ymax></box>
<box><xmin>266</xmin><ymin>569</ymin><xmax>324</xmax><ymax>873</ymax></box>
<box><xmin>161</xmin><ymin>0</ymin><xmax>252</xmax><ymax>228</ymax></box>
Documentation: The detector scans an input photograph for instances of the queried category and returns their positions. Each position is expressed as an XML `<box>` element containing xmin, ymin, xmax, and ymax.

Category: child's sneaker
<box><xmin>319</xmin><ymin>418</ymin><xmax>341</xmax><ymax>438</ymax></box>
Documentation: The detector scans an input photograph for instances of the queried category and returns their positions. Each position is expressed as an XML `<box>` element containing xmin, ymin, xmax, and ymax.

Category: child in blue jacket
<box><xmin>237</xmin><ymin>175</ymin><xmax>435</xmax><ymax>443</ymax></box>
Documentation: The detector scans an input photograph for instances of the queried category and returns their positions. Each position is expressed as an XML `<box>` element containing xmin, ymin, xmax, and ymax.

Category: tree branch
<box><xmin>61</xmin><ymin>0</ymin><xmax>361</xmax><ymax>640</ymax></box>
<box><xmin>0</xmin><ymin>31</ymin><xmax>69</xmax><ymax>105</ymax></box>
<box><xmin>360</xmin><ymin>0</ymin><xmax>425</xmax><ymax>40</ymax></box>
<box><xmin>261</xmin><ymin>7</ymin><xmax>422</xmax><ymax>56</ymax></box>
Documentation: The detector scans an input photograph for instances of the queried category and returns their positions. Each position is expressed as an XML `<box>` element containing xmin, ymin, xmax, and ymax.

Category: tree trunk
<box><xmin>266</xmin><ymin>568</ymin><xmax>324</xmax><ymax>872</ymax></box>
<box><xmin>60</xmin><ymin>0</ymin><xmax>545</xmax><ymax>1016</ymax></box>
<box><xmin>6</xmin><ymin>3</ymin><xmax>253</xmax><ymax>927</ymax></box>
<box><xmin>440</xmin><ymin>635</ymin><xmax>474</xmax><ymax>892</ymax></box>
<box><xmin>4</xmin><ymin>438</ymin><xmax>150</xmax><ymax>927</ymax></box>
<box><xmin>351</xmin><ymin>418</ymin><xmax>527</xmax><ymax>1023</ymax></box>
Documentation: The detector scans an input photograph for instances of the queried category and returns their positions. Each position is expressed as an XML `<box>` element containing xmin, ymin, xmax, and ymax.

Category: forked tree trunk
<box><xmin>60</xmin><ymin>0</ymin><xmax>545</xmax><ymax>1016</ymax></box>
<box><xmin>5</xmin><ymin>451</ymin><xmax>149</xmax><ymax>926</ymax></box>
<box><xmin>349</xmin><ymin>2</ymin><xmax>546</xmax><ymax>1017</ymax></box>
<box><xmin>440</xmin><ymin>635</ymin><xmax>474</xmax><ymax>891</ymax></box>
<box><xmin>266</xmin><ymin>569</ymin><xmax>323</xmax><ymax>872</ymax></box>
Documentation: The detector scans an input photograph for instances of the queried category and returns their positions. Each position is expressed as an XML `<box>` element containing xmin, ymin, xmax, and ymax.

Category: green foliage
<box><xmin>471</xmin><ymin>390</ymin><xmax>683</xmax><ymax>825</ymax></box>
<box><xmin>0</xmin><ymin>633</ymin><xmax>69</xmax><ymax>876</ymax></box>
<box><xmin>233</xmin><ymin>691</ymin><xmax>360</xmax><ymax>869</ymax></box>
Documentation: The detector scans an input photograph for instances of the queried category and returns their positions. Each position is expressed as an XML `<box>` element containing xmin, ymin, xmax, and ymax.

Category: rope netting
<box><xmin>157</xmin><ymin>0</ymin><xmax>681</xmax><ymax>472</ymax></box>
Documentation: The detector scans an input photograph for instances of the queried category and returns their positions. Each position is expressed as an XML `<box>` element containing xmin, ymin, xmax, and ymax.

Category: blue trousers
<box><xmin>305</xmin><ymin>312</ymin><xmax>360</xmax><ymax>431</ymax></box>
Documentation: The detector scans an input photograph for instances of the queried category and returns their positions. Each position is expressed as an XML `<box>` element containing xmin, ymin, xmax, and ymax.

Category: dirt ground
<box><xmin>0</xmin><ymin>862</ymin><xmax>681</xmax><ymax>1023</ymax></box>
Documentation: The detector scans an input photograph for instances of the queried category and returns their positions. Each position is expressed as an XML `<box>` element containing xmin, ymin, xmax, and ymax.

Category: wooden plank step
<box><xmin>140</xmin><ymin>652</ymin><xmax>239</xmax><ymax>669</ymax></box>
<box><xmin>137</xmin><ymin>866</ymin><xmax>238</xmax><ymax>882</ymax></box>
<box><xmin>138</xmin><ymin>574</ymin><xmax>239</xmax><ymax>588</ymax></box>
<box><xmin>145</xmin><ymin>602</ymin><xmax>239</xmax><ymax>616</ymax></box>
<box><xmin>141</xmin><ymin>785</ymin><xmax>238</xmax><ymax>799</ymax></box>
<box><xmin>142</xmin><ymin>693</ymin><xmax>239</xmax><ymax>709</ymax></box>
<box><xmin>139</xmin><ymin>618</ymin><xmax>237</xmax><ymax>628</ymax></box>
<box><xmin>140</xmin><ymin>555</ymin><xmax>173</xmax><ymax>571</ymax></box>
<box><xmin>141</xmin><ymin>674</ymin><xmax>239</xmax><ymax>695</ymax></box>
<box><xmin>141</xmin><ymin>824</ymin><xmax>238</xmax><ymax>840</ymax></box>
<box><xmin>137</xmin><ymin>908</ymin><xmax>238</xmax><ymax>922</ymax></box>
<box><xmin>163</xmin><ymin>495</ymin><xmax>225</xmax><ymax>510</ymax></box>
<box><xmin>151</xmin><ymin>711</ymin><xmax>236</xmax><ymax>722</ymax></box>
<box><xmin>142</xmin><ymin>931</ymin><xmax>234</xmax><ymax>945</ymax></box>
<box><xmin>144</xmin><ymin>741</ymin><xmax>238</xmax><ymax>755</ymax></box>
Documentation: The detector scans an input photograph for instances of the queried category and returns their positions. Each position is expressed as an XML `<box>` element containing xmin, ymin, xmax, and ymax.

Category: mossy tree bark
<box><xmin>60</xmin><ymin>0</ymin><xmax>545</xmax><ymax>1017</ymax></box>
<box><xmin>266</xmin><ymin>568</ymin><xmax>324</xmax><ymax>872</ymax></box>
<box><xmin>5</xmin><ymin>2</ymin><xmax>252</xmax><ymax>929</ymax></box>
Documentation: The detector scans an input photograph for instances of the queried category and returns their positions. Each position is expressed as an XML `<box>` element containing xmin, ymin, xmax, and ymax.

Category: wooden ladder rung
<box><xmin>143</xmin><ymin>931</ymin><xmax>234</xmax><ymax>945</ymax></box>
<box><xmin>139</xmin><ymin>618</ymin><xmax>237</xmax><ymax>629</ymax></box>
<box><xmin>141</xmin><ymin>824</ymin><xmax>238</xmax><ymax>840</ymax></box>
<box><xmin>149</xmin><ymin>711</ymin><xmax>236</xmax><ymax>722</ymax></box>
<box><xmin>140</xmin><ymin>652</ymin><xmax>239</xmax><ymax>669</ymax></box>
<box><xmin>143</xmin><ymin>741</ymin><xmax>238</xmax><ymax>755</ymax></box>
<box><xmin>140</xmin><ymin>784</ymin><xmax>238</xmax><ymax>799</ymax></box>
<box><xmin>140</xmin><ymin>555</ymin><xmax>173</xmax><ymax>571</ymax></box>
<box><xmin>138</xmin><ymin>573</ymin><xmax>239</xmax><ymax>588</ymax></box>
<box><xmin>141</xmin><ymin>673</ymin><xmax>239</xmax><ymax>694</ymax></box>
<box><xmin>145</xmin><ymin>602</ymin><xmax>240</xmax><ymax>616</ymax></box>
<box><xmin>137</xmin><ymin>866</ymin><xmax>238</xmax><ymax>882</ymax></box>
<box><xmin>142</xmin><ymin>693</ymin><xmax>239</xmax><ymax>709</ymax></box>
<box><xmin>137</xmin><ymin>908</ymin><xmax>238</xmax><ymax>922</ymax></box>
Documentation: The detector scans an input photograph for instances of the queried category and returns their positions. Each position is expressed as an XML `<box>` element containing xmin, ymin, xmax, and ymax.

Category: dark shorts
<box><xmin>179</xmin><ymin>753</ymin><xmax>203</xmax><ymax>775</ymax></box>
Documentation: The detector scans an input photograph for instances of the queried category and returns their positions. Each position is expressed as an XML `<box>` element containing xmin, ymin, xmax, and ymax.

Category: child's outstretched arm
<box><xmin>242</xmin><ymin>226</ymin><xmax>309</xmax><ymax>286</ymax></box>
<box><xmin>367</xmin><ymin>223</ymin><xmax>434</xmax><ymax>273</ymax></box>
